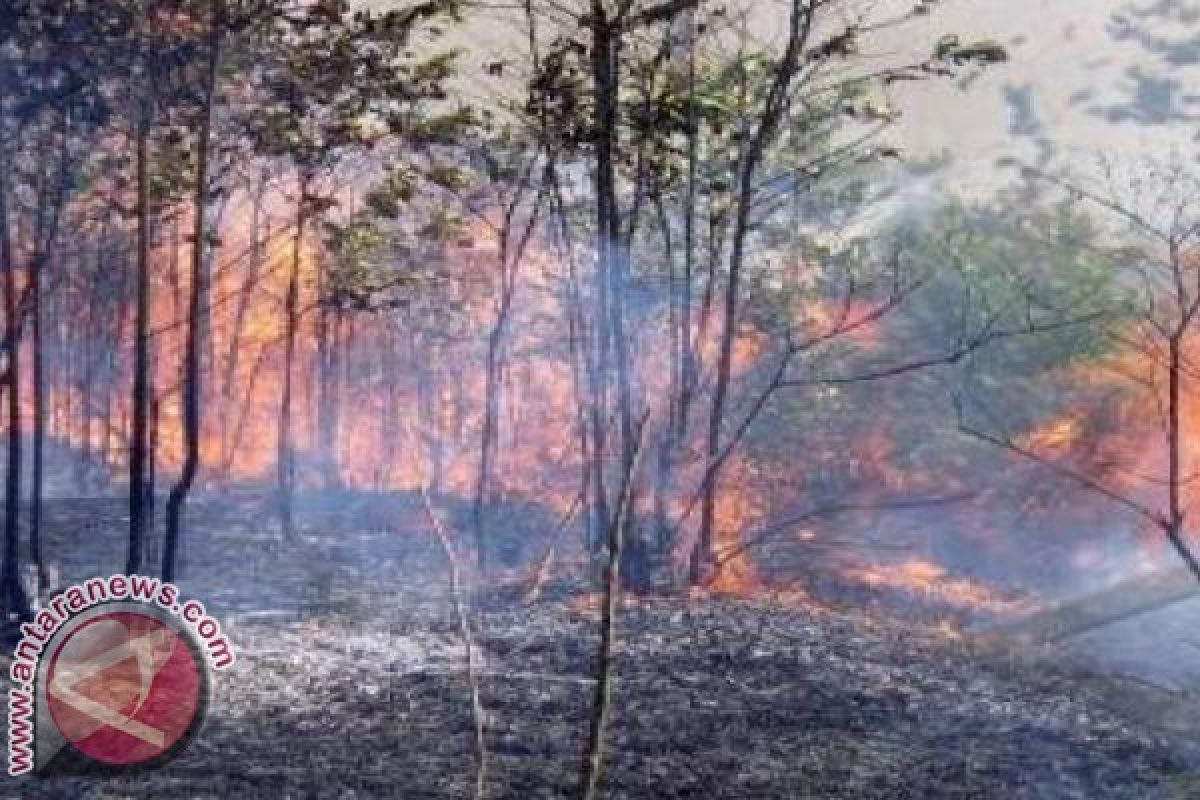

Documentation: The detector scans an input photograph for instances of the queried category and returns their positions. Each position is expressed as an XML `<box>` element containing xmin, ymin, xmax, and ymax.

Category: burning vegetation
<box><xmin>0</xmin><ymin>0</ymin><xmax>1199</xmax><ymax>797</ymax></box>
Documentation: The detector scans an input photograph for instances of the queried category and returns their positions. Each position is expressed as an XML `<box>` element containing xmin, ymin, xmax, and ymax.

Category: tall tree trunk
<box><xmin>578</xmin><ymin>415</ymin><xmax>645</xmax><ymax>800</ymax></box>
<box><xmin>29</xmin><ymin>113</ymin><xmax>70</xmax><ymax>590</ymax></box>
<box><xmin>277</xmin><ymin>176</ymin><xmax>306</xmax><ymax>540</ymax></box>
<box><xmin>146</xmin><ymin>392</ymin><xmax>159</xmax><ymax>569</ymax></box>
<box><xmin>471</xmin><ymin>236</ymin><xmax>518</xmax><ymax>573</ymax></box>
<box><xmin>693</xmin><ymin>191</ymin><xmax>750</xmax><ymax>583</ymax></box>
<box><xmin>76</xmin><ymin>236</ymin><xmax>104</xmax><ymax>490</ymax></box>
<box><xmin>678</xmin><ymin>6</ymin><xmax>698</xmax><ymax>435</ymax></box>
<box><xmin>471</xmin><ymin>322</ymin><xmax>503</xmax><ymax>571</ymax></box>
<box><xmin>587</xmin><ymin>2</ymin><xmax>618</xmax><ymax>556</ymax></box>
<box><xmin>103</xmin><ymin>238</ymin><xmax>132</xmax><ymax>488</ymax></box>
<box><xmin>653</xmin><ymin>194</ymin><xmax>677</xmax><ymax>555</ymax></box>
<box><xmin>1165</xmin><ymin>332</ymin><xmax>1200</xmax><ymax>576</ymax></box>
<box><xmin>29</xmin><ymin>224</ymin><xmax>46</xmax><ymax>590</ymax></box>
<box><xmin>0</xmin><ymin>118</ymin><xmax>28</xmax><ymax>618</ymax></box>
<box><xmin>78</xmin><ymin>338</ymin><xmax>92</xmax><ymax>489</ymax></box>
<box><xmin>549</xmin><ymin>166</ymin><xmax>597</xmax><ymax>550</ymax></box>
<box><xmin>163</xmin><ymin>4</ymin><xmax>221</xmax><ymax>582</ymax></box>
<box><xmin>693</xmin><ymin>0</ymin><xmax>811</xmax><ymax>582</ymax></box>
<box><xmin>219</xmin><ymin>183</ymin><xmax>265</xmax><ymax>477</ymax></box>
<box><xmin>128</xmin><ymin>107</ymin><xmax>152</xmax><ymax>575</ymax></box>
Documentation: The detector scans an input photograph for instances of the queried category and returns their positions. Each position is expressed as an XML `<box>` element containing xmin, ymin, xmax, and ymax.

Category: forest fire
<box><xmin>705</xmin><ymin>456</ymin><xmax>766</xmax><ymax>595</ymax></box>
<box><xmin>841</xmin><ymin>559</ymin><xmax>1032</xmax><ymax>616</ymax></box>
<box><xmin>25</xmin><ymin>183</ymin><xmax>1200</xmax><ymax>623</ymax></box>
<box><xmin>3</xmin><ymin>1</ymin><xmax>1199</xmax><ymax>797</ymax></box>
<box><xmin>28</xmin><ymin>199</ymin><xmax>1162</xmax><ymax>614</ymax></box>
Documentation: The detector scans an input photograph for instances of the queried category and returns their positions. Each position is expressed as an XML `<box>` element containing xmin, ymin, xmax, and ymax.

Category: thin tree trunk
<box><xmin>653</xmin><ymin>193</ymin><xmax>677</xmax><ymax>555</ymax></box>
<box><xmin>29</xmin><ymin>113</ymin><xmax>69</xmax><ymax>590</ymax></box>
<box><xmin>163</xmin><ymin>3</ymin><xmax>221</xmax><ymax>582</ymax></box>
<box><xmin>76</xmin><ymin>236</ymin><xmax>104</xmax><ymax>489</ymax></box>
<box><xmin>29</xmin><ymin>219</ymin><xmax>46</xmax><ymax>589</ymax></box>
<box><xmin>471</xmin><ymin>228</ymin><xmax>521</xmax><ymax>573</ymax></box>
<box><xmin>219</xmin><ymin>188</ymin><xmax>265</xmax><ymax>478</ymax></box>
<box><xmin>146</xmin><ymin>392</ymin><xmax>159</xmax><ymax>569</ymax></box>
<box><xmin>1165</xmin><ymin>333</ymin><xmax>1200</xmax><ymax>577</ymax></box>
<box><xmin>0</xmin><ymin>118</ymin><xmax>28</xmax><ymax>618</ymax></box>
<box><xmin>578</xmin><ymin>415</ymin><xmax>646</xmax><ymax>800</ymax></box>
<box><xmin>678</xmin><ymin>6</ymin><xmax>698</xmax><ymax>433</ymax></box>
<box><xmin>548</xmin><ymin>165</ymin><xmax>597</xmax><ymax>550</ymax></box>
<box><xmin>472</xmin><ymin>320</ymin><xmax>504</xmax><ymax>571</ymax></box>
<box><xmin>694</xmin><ymin>194</ymin><xmax>750</xmax><ymax>582</ymax></box>
<box><xmin>277</xmin><ymin>176</ymin><xmax>306</xmax><ymax>540</ymax></box>
<box><xmin>693</xmin><ymin>0</ymin><xmax>811</xmax><ymax>583</ymax></box>
<box><xmin>128</xmin><ymin>107</ymin><xmax>152</xmax><ymax>575</ymax></box>
<box><xmin>588</xmin><ymin>2</ymin><xmax>617</xmax><ymax>556</ymax></box>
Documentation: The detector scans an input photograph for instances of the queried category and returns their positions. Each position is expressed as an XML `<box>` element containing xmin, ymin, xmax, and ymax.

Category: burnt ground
<box><xmin>3</xmin><ymin>491</ymin><xmax>1200</xmax><ymax>799</ymax></box>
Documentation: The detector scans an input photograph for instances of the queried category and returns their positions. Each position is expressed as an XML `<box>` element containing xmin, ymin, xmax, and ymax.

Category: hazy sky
<box><xmin>870</xmin><ymin>0</ymin><xmax>1200</xmax><ymax>192</ymax></box>
<box><xmin>367</xmin><ymin>0</ymin><xmax>1200</xmax><ymax>199</ymax></box>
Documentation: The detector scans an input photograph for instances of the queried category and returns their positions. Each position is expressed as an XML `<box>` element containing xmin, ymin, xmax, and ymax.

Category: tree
<box><xmin>961</xmin><ymin>157</ymin><xmax>1200</xmax><ymax>582</ymax></box>
<box><xmin>0</xmin><ymin>0</ymin><xmax>106</xmax><ymax>616</ymax></box>
<box><xmin>162</xmin><ymin>0</ymin><xmax>230</xmax><ymax>582</ymax></box>
<box><xmin>105</xmin><ymin>0</ymin><xmax>204</xmax><ymax>576</ymax></box>
<box><xmin>245</xmin><ymin>0</ymin><xmax>465</xmax><ymax>538</ymax></box>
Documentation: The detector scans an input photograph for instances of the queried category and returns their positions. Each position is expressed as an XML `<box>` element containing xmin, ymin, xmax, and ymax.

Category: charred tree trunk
<box><xmin>146</xmin><ymin>392</ymin><xmax>159</xmax><ymax>568</ymax></box>
<box><xmin>693</xmin><ymin>0</ymin><xmax>811</xmax><ymax>583</ymax></box>
<box><xmin>277</xmin><ymin>175</ymin><xmax>307</xmax><ymax>540</ymax></box>
<box><xmin>694</xmin><ymin>202</ymin><xmax>748</xmax><ymax>582</ymax></box>
<box><xmin>586</xmin><ymin>2</ymin><xmax>618</xmax><ymax>557</ymax></box>
<box><xmin>29</xmin><ymin>113</ymin><xmax>70</xmax><ymax>591</ymax></box>
<box><xmin>1165</xmin><ymin>332</ymin><xmax>1200</xmax><ymax>578</ymax></box>
<box><xmin>76</xmin><ymin>236</ymin><xmax>105</xmax><ymax>490</ymax></box>
<box><xmin>653</xmin><ymin>193</ymin><xmax>677</xmax><ymax>555</ymax></box>
<box><xmin>163</xmin><ymin>4</ymin><xmax>221</xmax><ymax>582</ymax></box>
<box><xmin>104</xmin><ymin>236</ymin><xmax>133</xmax><ymax>487</ymax></box>
<box><xmin>78</xmin><ymin>337</ymin><xmax>92</xmax><ymax>489</ymax></box>
<box><xmin>128</xmin><ymin>107</ymin><xmax>152</xmax><ymax>576</ymax></box>
<box><xmin>0</xmin><ymin>115</ymin><xmax>28</xmax><ymax>619</ymax></box>
<box><xmin>678</xmin><ymin>8</ymin><xmax>698</xmax><ymax>434</ymax></box>
<box><xmin>29</xmin><ymin>217</ymin><xmax>46</xmax><ymax>590</ymax></box>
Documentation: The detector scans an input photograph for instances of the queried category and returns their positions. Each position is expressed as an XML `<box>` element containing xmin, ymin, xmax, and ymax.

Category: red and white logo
<box><xmin>44</xmin><ymin>610</ymin><xmax>206</xmax><ymax>767</ymax></box>
<box><xmin>8</xmin><ymin>575</ymin><xmax>231</xmax><ymax>776</ymax></box>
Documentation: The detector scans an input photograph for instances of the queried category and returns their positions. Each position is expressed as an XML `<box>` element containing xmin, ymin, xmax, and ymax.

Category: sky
<box><xmin>362</xmin><ymin>0</ymin><xmax>1200</xmax><ymax>203</ymax></box>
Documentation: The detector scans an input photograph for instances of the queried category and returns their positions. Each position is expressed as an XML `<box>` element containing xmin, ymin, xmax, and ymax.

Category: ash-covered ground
<box><xmin>3</xmin><ymin>491</ymin><xmax>1199</xmax><ymax>799</ymax></box>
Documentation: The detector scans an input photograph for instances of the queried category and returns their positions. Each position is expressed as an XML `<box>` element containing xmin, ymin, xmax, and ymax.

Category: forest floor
<box><xmin>3</xmin><ymin>491</ymin><xmax>1200</xmax><ymax>799</ymax></box>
